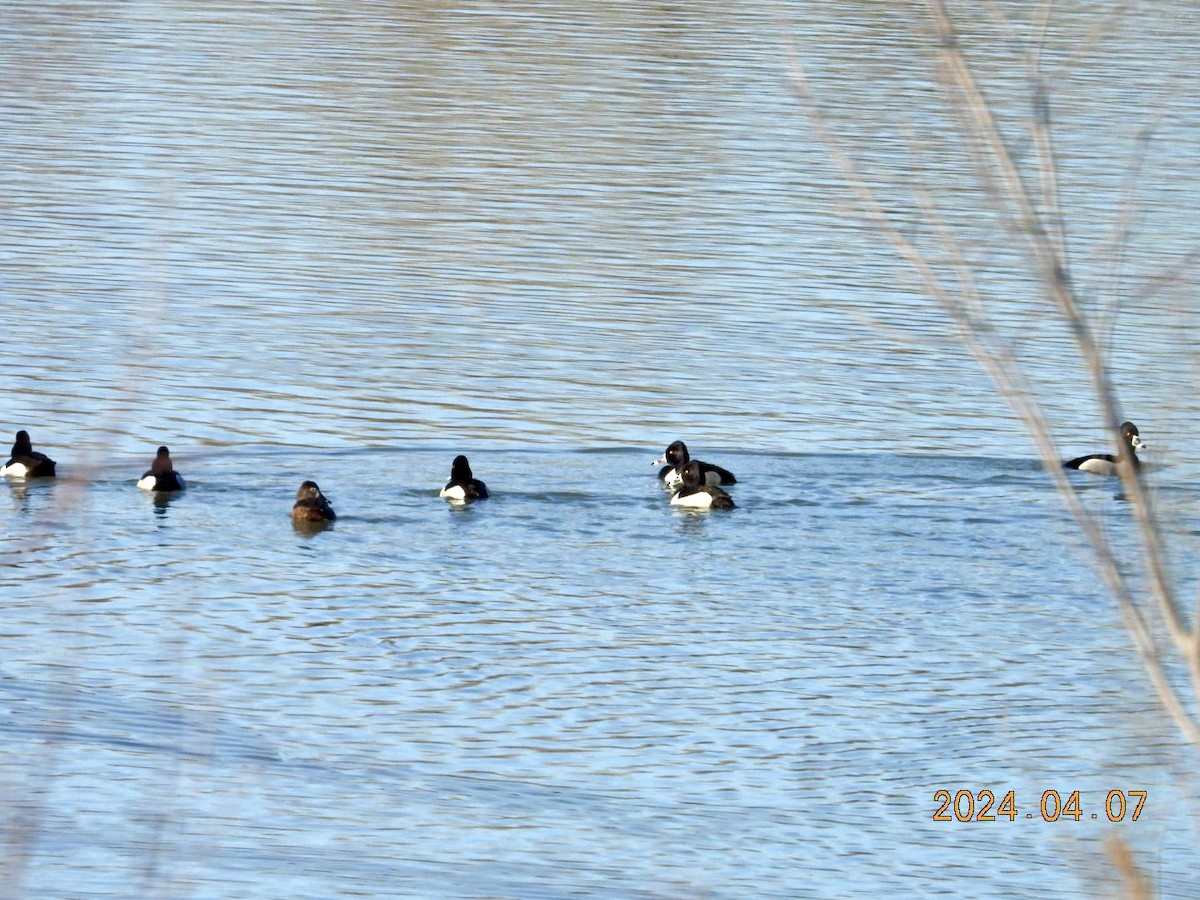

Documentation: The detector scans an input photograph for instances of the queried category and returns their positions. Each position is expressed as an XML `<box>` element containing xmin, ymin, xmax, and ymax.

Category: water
<box><xmin>3</xmin><ymin>2</ymin><xmax>1200</xmax><ymax>897</ymax></box>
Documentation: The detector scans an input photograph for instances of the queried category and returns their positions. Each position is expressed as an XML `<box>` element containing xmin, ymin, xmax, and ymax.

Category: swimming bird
<box><xmin>137</xmin><ymin>446</ymin><xmax>185</xmax><ymax>492</ymax></box>
<box><xmin>1</xmin><ymin>430</ymin><xmax>57</xmax><ymax>478</ymax></box>
<box><xmin>292</xmin><ymin>480</ymin><xmax>337</xmax><ymax>522</ymax></box>
<box><xmin>654</xmin><ymin>440</ymin><xmax>736</xmax><ymax>488</ymax></box>
<box><xmin>439</xmin><ymin>455</ymin><xmax>489</xmax><ymax>502</ymax></box>
<box><xmin>1064</xmin><ymin>422</ymin><xmax>1145</xmax><ymax>476</ymax></box>
<box><xmin>670</xmin><ymin>460</ymin><xmax>736</xmax><ymax>509</ymax></box>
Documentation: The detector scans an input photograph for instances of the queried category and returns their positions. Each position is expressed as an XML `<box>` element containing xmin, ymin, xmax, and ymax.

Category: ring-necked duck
<box><xmin>292</xmin><ymin>480</ymin><xmax>337</xmax><ymax>522</ymax></box>
<box><xmin>137</xmin><ymin>446</ymin><xmax>185</xmax><ymax>492</ymax></box>
<box><xmin>1064</xmin><ymin>421</ymin><xmax>1145</xmax><ymax>476</ymax></box>
<box><xmin>653</xmin><ymin>440</ymin><xmax>736</xmax><ymax>489</ymax></box>
<box><xmin>1</xmin><ymin>430</ymin><xmax>56</xmax><ymax>478</ymax></box>
<box><xmin>670</xmin><ymin>460</ymin><xmax>736</xmax><ymax>509</ymax></box>
<box><xmin>439</xmin><ymin>455</ymin><xmax>489</xmax><ymax>502</ymax></box>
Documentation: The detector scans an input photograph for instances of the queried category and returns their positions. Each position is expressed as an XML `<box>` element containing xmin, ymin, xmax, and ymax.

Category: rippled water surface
<box><xmin>4</xmin><ymin>2</ymin><xmax>1200</xmax><ymax>897</ymax></box>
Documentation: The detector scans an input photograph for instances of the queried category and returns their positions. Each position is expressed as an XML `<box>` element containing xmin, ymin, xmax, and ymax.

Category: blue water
<box><xmin>3</xmin><ymin>1</ymin><xmax>1200</xmax><ymax>897</ymax></box>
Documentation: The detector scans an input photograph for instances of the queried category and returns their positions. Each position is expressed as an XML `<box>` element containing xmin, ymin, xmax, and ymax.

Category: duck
<box><xmin>670</xmin><ymin>460</ymin><xmax>736</xmax><ymax>509</ymax></box>
<box><xmin>292</xmin><ymin>480</ymin><xmax>337</xmax><ymax>522</ymax></box>
<box><xmin>439</xmin><ymin>455</ymin><xmax>489</xmax><ymax>502</ymax></box>
<box><xmin>137</xmin><ymin>446</ymin><xmax>185</xmax><ymax>492</ymax></box>
<box><xmin>1064</xmin><ymin>421</ymin><xmax>1145</xmax><ymax>476</ymax></box>
<box><xmin>1</xmin><ymin>430</ymin><xmax>57</xmax><ymax>478</ymax></box>
<box><xmin>653</xmin><ymin>440</ymin><xmax>736</xmax><ymax>489</ymax></box>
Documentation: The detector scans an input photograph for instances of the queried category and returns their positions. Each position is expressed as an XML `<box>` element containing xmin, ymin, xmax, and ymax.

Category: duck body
<box><xmin>653</xmin><ymin>440</ymin><xmax>736</xmax><ymax>489</ymax></box>
<box><xmin>137</xmin><ymin>446</ymin><xmax>185</xmax><ymax>492</ymax></box>
<box><xmin>670</xmin><ymin>460</ymin><xmax>736</xmax><ymax>509</ymax></box>
<box><xmin>292</xmin><ymin>480</ymin><xmax>337</xmax><ymax>522</ymax></box>
<box><xmin>440</xmin><ymin>455</ymin><xmax>489</xmax><ymax>502</ymax></box>
<box><xmin>1064</xmin><ymin>422</ymin><xmax>1145</xmax><ymax>476</ymax></box>
<box><xmin>1</xmin><ymin>430</ymin><xmax>56</xmax><ymax>478</ymax></box>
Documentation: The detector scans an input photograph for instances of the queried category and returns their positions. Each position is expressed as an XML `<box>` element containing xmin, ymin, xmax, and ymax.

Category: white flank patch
<box><xmin>137</xmin><ymin>475</ymin><xmax>157</xmax><ymax>490</ymax></box>
<box><xmin>1077</xmin><ymin>458</ymin><xmax>1117</xmax><ymax>476</ymax></box>
<box><xmin>1</xmin><ymin>462</ymin><xmax>29</xmax><ymax>478</ymax></box>
<box><xmin>440</xmin><ymin>484</ymin><xmax>467</xmax><ymax>501</ymax></box>
<box><xmin>671</xmin><ymin>490</ymin><xmax>713</xmax><ymax>508</ymax></box>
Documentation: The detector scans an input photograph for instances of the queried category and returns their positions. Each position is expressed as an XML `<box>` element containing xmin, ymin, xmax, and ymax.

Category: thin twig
<box><xmin>927</xmin><ymin>0</ymin><xmax>1190</xmax><ymax>657</ymax></box>
<box><xmin>776</xmin><ymin>0</ymin><xmax>1200</xmax><ymax>742</ymax></box>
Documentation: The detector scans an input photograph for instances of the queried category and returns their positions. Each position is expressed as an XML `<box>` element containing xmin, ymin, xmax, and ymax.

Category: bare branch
<box><xmin>780</xmin><ymin>0</ymin><xmax>1200</xmax><ymax>741</ymax></box>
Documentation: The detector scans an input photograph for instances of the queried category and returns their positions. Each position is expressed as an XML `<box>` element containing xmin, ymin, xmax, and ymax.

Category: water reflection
<box><xmin>142</xmin><ymin>489</ymin><xmax>179</xmax><ymax>516</ymax></box>
<box><xmin>3</xmin><ymin>476</ymin><xmax>58</xmax><ymax>517</ymax></box>
<box><xmin>4</xmin><ymin>478</ymin><xmax>33</xmax><ymax>512</ymax></box>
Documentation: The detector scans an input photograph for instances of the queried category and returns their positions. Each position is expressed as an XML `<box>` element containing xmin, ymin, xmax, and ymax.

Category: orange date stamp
<box><xmin>933</xmin><ymin>789</ymin><xmax>1146</xmax><ymax>822</ymax></box>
